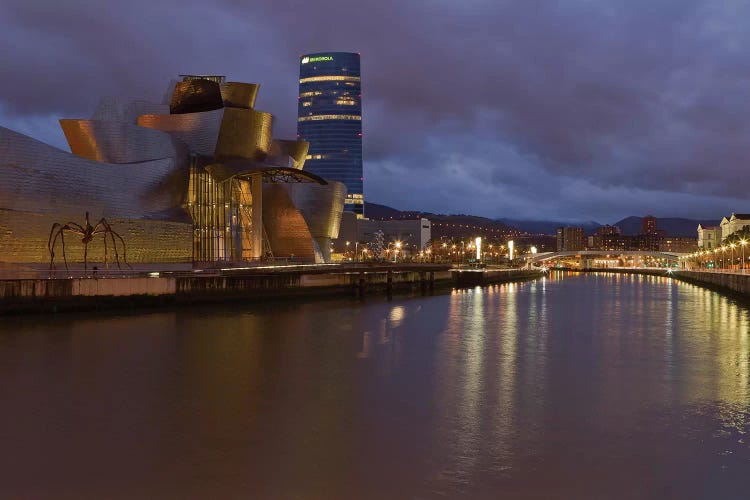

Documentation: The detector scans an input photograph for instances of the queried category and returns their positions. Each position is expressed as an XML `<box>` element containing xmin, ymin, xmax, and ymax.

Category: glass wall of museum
<box><xmin>188</xmin><ymin>169</ymin><xmax>248</xmax><ymax>262</ymax></box>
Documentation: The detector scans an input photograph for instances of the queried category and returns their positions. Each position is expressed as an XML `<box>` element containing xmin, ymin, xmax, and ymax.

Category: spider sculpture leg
<box><xmin>102</xmin><ymin>231</ymin><xmax>109</xmax><ymax>270</ymax></box>
<box><xmin>61</xmin><ymin>222</ymin><xmax>85</xmax><ymax>275</ymax></box>
<box><xmin>113</xmin><ymin>229</ymin><xmax>132</xmax><ymax>270</ymax></box>
<box><xmin>96</xmin><ymin>219</ymin><xmax>131</xmax><ymax>269</ymax></box>
<box><xmin>49</xmin><ymin>224</ymin><xmax>76</xmax><ymax>275</ymax></box>
<box><xmin>59</xmin><ymin>228</ymin><xmax>70</xmax><ymax>274</ymax></box>
<box><xmin>48</xmin><ymin>223</ymin><xmax>63</xmax><ymax>272</ymax></box>
<box><xmin>93</xmin><ymin>222</ymin><xmax>119</xmax><ymax>270</ymax></box>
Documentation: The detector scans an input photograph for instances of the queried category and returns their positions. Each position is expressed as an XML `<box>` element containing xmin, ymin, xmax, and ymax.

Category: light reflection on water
<box><xmin>0</xmin><ymin>272</ymin><xmax>749</xmax><ymax>498</ymax></box>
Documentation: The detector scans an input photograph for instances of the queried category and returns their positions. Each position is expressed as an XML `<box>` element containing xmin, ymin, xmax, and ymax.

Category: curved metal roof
<box><xmin>203</xmin><ymin>161</ymin><xmax>327</xmax><ymax>185</ymax></box>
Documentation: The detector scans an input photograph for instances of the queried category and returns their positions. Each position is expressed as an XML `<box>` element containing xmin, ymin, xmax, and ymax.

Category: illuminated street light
<box><xmin>741</xmin><ymin>239</ymin><xmax>747</xmax><ymax>271</ymax></box>
<box><xmin>730</xmin><ymin>243</ymin><xmax>736</xmax><ymax>271</ymax></box>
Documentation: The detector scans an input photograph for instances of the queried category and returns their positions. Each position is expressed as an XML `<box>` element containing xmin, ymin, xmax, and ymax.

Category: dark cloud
<box><xmin>1</xmin><ymin>0</ymin><xmax>749</xmax><ymax>222</ymax></box>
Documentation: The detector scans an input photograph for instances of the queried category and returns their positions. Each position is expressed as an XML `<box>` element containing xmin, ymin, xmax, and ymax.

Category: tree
<box><xmin>722</xmin><ymin>226</ymin><xmax>750</xmax><ymax>246</ymax></box>
<box><xmin>369</xmin><ymin>230</ymin><xmax>386</xmax><ymax>261</ymax></box>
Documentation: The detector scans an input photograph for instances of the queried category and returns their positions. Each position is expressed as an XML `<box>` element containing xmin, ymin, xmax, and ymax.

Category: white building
<box><xmin>334</xmin><ymin>214</ymin><xmax>432</xmax><ymax>255</ymax></box>
<box><xmin>719</xmin><ymin>213</ymin><xmax>750</xmax><ymax>241</ymax></box>
<box><xmin>357</xmin><ymin>218</ymin><xmax>432</xmax><ymax>251</ymax></box>
<box><xmin>697</xmin><ymin>224</ymin><xmax>721</xmax><ymax>249</ymax></box>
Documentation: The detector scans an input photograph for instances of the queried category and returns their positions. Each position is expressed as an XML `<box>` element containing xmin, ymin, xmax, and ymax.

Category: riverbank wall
<box><xmin>0</xmin><ymin>266</ymin><xmax>541</xmax><ymax>314</ymax></box>
<box><xmin>584</xmin><ymin>268</ymin><xmax>750</xmax><ymax>297</ymax></box>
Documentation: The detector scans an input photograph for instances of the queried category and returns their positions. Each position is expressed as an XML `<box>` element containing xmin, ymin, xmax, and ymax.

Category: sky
<box><xmin>1</xmin><ymin>0</ymin><xmax>749</xmax><ymax>224</ymax></box>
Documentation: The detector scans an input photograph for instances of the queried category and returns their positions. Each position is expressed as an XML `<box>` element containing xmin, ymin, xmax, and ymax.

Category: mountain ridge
<box><xmin>364</xmin><ymin>202</ymin><xmax>714</xmax><ymax>238</ymax></box>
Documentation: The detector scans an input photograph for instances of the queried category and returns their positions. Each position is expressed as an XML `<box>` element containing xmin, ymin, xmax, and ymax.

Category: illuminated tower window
<box><xmin>298</xmin><ymin>52</ymin><xmax>364</xmax><ymax>216</ymax></box>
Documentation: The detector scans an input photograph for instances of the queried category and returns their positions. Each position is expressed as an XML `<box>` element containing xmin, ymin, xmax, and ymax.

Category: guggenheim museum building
<box><xmin>0</xmin><ymin>75</ymin><xmax>347</xmax><ymax>268</ymax></box>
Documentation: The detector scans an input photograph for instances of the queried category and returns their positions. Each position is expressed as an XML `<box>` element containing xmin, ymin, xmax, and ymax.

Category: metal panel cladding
<box><xmin>297</xmin><ymin>52</ymin><xmax>363</xmax><ymax>216</ymax></box>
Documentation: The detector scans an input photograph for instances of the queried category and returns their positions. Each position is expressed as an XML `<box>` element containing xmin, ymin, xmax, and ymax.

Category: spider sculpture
<box><xmin>48</xmin><ymin>212</ymin><xmax>131</xmax><ymax>273</ymax></box>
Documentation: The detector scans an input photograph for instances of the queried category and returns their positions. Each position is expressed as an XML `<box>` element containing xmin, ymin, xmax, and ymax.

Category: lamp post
<box><xmin>730</xmin><ymin>243</ymin><xmax>736</xmax><ymax>271</ymax></box>
<box><xmin>741</xmin><ymin>239</ymin><xmax>747</xmax><ymax>272</ymax></box>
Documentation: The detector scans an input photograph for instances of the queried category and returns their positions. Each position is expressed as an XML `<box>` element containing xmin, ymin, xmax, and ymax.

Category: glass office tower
<box><xmin>298</xmin><ymin>52</ymin><xmax>363</xmax><ymax>216</ymax></box>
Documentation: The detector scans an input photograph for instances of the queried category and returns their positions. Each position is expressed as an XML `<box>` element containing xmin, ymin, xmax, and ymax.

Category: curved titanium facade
<box><xmin>60</xmin><ymin>119</ymin><xmax>184</xmax><ymax>164</ymax></box>
<box><xmin>283</xmin><ymin>181</ymin><xmax>347</xmax><ymax>262</ymax></box>
<box><xmin>298</xmin><ymin>52</ymin><xmax>363</xmax><ymax>215</ymax></box>
<box><xmin>137</xmin><ymin>109</ymin><xmax>225</xmax><ymax>156</ymax></box>
<box><xmin>214</xmin><ymin>108</ymin><xmax>274</xmax><ymax>161</ymax></box>
<box><xmin>220</xmin><ymin>82</ymin><xmax>260</xmax><ymax>109</ymax></box>
<box><xmin>262</xmin><ymin>184</ymin><xmax>317</xmax><ymax>262</ymax></box>
<box><xmin>0</xmin><ymin>127</ymin><xmax>188</xmax><ymax>219</ymax></box>
<box><xmin>0</xmin><ymin>126</ymin><xmax>192</xmax><ymax>263</ymax></box>
<box><xmin>91</xmin><ymin>97</ymin><xmax>169</xmax><ymax>124</ymax></box>
<box><xmin>170</xmin><ymin>79</ymin><xmax>224</xmax><ymax>114</ymax></box>
<box><xmin>0</xmin><ymin>74</ymin><xmax>347</xmax><ymax>267</ymax></box>
<box><xmin>270</xmin><ymin>139</ymin><xmax>309</xmax><ymax>169</ymax></box>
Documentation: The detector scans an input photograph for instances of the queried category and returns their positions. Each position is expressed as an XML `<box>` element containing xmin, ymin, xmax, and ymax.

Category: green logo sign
<box><xmin>302</xmin><ymin>56</ymin><xmax>333</xmax><ymax>64</ymax></box>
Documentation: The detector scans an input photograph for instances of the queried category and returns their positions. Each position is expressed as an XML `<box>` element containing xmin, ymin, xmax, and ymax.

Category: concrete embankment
<box><xmin>584</xmin><ymin>268</ymin><xmax>750</xmax><ymax>297</ymax></box>
<box><xmin>0</xmin><ymin>265</ymin><xmax>541</xmax><ymax>315</ymax></box>
<box><xmin>672</xmin><ymin>270</ymin><xmax>750</xmax><ymax>296</ymax></box>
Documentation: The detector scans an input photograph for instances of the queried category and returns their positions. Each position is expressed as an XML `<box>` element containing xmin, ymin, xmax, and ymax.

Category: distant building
<box><xmin>597</xmin><ymin>224</ymin><xmax>621</xmax><ymax>236</ymax></box>
<box><xmin>298</xmin><ymin>52</ymin><xmax>364</xmax><ymax>216</ymax></box>
<box><xmin>659</xmin><ymin>237</ymin><xmax>698</xmax><ymax>253</ymax></box>
<box><xmin>556</xmin><ymin>227</ymin><xmax>585</xmax><ymax>251</ymax></box>
<box><xmin>637</xmin><ymin>215</ymin><xmax>665</xmax><ymax>251</ymax></box>
<box><xmin>642</xmin><ymin>215</ymin><xmax>658</xmax><ymax>235</ymax></box>
<box><xmin>697</xmin><ymin>224</ymin><xmax>721</xmax><ymax>250</ymax></box>
<box><xmin>719</xmin><ymin>213</ymin><xmax>750</xmax><ymax>241</ymax></box>
<box><xmin>334</xmin><ymin>215</ymin><xmax>431</xmax><ymax>256</ymax></box>
<box><xmin>590</xmin><ymin>225</ymin><xmax>626</xmax><ymax>251</ymax></box>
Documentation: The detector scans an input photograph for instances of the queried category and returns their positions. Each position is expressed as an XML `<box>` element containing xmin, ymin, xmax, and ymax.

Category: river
<box><xmin>0</xmin><ymin>272</ymin><xmax>749</xmax><ymax>498</ymax></box>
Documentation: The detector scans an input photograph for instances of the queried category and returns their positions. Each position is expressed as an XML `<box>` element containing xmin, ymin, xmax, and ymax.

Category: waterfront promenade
<box><xmin>0</xmin><ymin>263</ymin><xmax>540</xmax><ymax>314</ymax></box>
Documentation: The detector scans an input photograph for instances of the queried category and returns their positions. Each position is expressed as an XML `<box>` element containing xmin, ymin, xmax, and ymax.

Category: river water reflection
<box><xmin>1</xmin><ymin>272</ymin><xmax>749</xmax><ymax>498</ymax></box>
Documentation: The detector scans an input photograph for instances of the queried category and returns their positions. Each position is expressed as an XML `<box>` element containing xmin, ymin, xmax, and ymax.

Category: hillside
<box><xmin>613</xmin><ymin>216</ymin><xmax>718</xmax><ymax>237</ymax></box>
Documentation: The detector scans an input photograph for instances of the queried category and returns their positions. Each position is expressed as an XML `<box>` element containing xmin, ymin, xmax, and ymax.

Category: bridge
<box><xmin>526</xmin><ymin>250</ymin><xmax>687</xmax><ymax>267</ymax></box>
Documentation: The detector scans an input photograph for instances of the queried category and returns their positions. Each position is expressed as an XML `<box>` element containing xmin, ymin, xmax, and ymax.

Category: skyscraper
<box><xmin>298</xmin><ymin>52</ymin><xmax>363</xmax><ymax>216</ymax></box>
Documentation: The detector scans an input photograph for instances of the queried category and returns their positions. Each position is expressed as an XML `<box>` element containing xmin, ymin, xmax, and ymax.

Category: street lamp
<box><xmin>730</xmin><ymin>243</ymin><xmax>736</xmax><ymax>271</ymax></box>
<box><xmin>741</xmin><ymin>239</ymin><xmax>747</xmax><ymax>271</ymax></box>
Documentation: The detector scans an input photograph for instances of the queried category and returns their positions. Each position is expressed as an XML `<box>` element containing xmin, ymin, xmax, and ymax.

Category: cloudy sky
<box><xmin>2</xmin><ymin>0</ymin><xmax>749</xmax><ymax>223</ymax></box>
